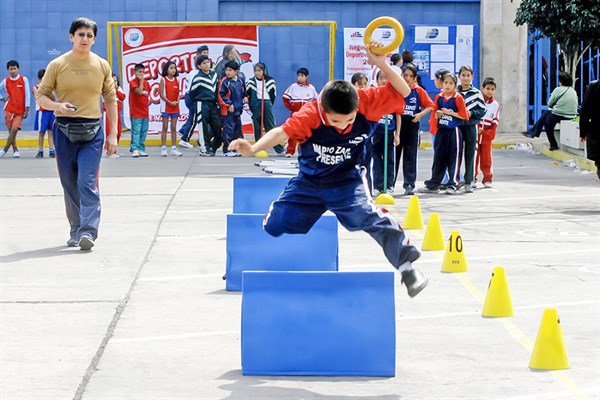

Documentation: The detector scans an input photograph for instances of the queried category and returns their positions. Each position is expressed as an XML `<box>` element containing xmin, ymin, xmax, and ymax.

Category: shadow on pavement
<box><xmin>217</xmin><ymin>370</ymin><xmax>401</xmax><ymax>400</ymax></box>
<box><xmin>0</xmin><ymin>245</ymin><xmax>84</xmax><ymax>263</ymax></box>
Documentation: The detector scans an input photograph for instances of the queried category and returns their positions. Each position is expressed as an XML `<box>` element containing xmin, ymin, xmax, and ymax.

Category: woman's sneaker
<box><xmin>171</xmin><ymin>148</ymin><xmax>183</xmax><ymax>157</ymax></box>
<box><xmin>78</xmin><ymin>235</ymin><xmax>94</xmax><ymax>251</ymax></box>
<box><xmin>132</xmin><ymin>150</ymin><xmax>140</xmax><ymax>158</ymax></box>
<box><xmin>483</xmin><ymin>182</ymin><xmax>493</xmax><ymax>189</ymax></box>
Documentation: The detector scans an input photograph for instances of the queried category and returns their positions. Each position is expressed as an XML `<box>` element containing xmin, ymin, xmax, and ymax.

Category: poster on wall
<box><xmin>120</xmin><ymin>25</ymin><xmax>259</xmax><ymax>133</ymax></box>
<box><xmin>343</xmin><ymin>27</ymin><xmax>401</xmax><ymax>83</ymax></box>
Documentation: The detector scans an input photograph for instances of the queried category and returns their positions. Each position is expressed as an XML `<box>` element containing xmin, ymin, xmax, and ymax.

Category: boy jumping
<box><xmin>229</xmin><ymin>43</ymin><xmax>428</xmax><ymax>297</ymax></box>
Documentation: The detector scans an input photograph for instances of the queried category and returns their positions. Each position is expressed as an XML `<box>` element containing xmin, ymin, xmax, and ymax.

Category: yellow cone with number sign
<box><xmin>482</xmin><ymin>267</ymin><xmax>514</xmax><ymax>317</ymax></box>
<box><xmin>529</xmin><ymin>308</ymin><xmax>570</xmax><ymax>370</ymax></box>
<box><xmin>403</xmin><ymin>196</ymin><xmax>424</xmax><ymax>229</ymax></box>
<box><xmin>441</xmin><ymin>230</ymin><xmax>468</xmax><ymax>272</ymax></box>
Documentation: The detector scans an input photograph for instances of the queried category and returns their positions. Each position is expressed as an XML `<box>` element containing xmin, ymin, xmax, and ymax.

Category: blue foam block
<box><xmin>225</xmin><ymin>214</ymin><xmax>339</xmax><ymax>291</ymax></box>
<box><xmin>241</xmin><ymin>271</ymin><xmax>396</xmax><ymax>376</ymax></box>
<box><xmin>233</xmin><ymin>176</ymin><xmax>291</xmax><ymax>214</ymax></box>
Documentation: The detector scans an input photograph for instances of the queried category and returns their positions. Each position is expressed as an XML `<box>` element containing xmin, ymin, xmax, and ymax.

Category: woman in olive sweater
<box><xmin>524</xmin><ymin>71</ymin><xmax>578</xmax><ymax>150</ymax></box>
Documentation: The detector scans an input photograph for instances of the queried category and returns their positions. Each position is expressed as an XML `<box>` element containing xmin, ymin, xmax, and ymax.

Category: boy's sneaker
<box><xmin>0</xmin><ymin>149</ymin><xmax>5</xmax><ymax>158</ymax></box>
<box><xmin>417</xmin><ymin>186</ymin><xmax>438</xmax><ymax>193</ymax></box>
<box><xmin>66</xmin><ymin>237</ymin><xmax>78</xmax><ymax>247</ymax></box>
<box><xmin>464</xmin><ymin>184</ymin><xmax>474</xmax><ymax>193</ymax></box>
<box><xmin>161</xmin><ymin>148</ymin><xmax>168</xmax><ymax>157</ymax></box>
<box><xmin>483</xmin><ymin>182</ymin><xmax>493</xmax><ymax>189</ymax></box>
<box><xmin>171</xmin><ymin>148</ymin><xmax>183</xmax><ymax>157</ymax></box>
<box><xmin>138</xmin><ymin>151</ymin><xmax>148</xmax><ymax>157</ymax></box>
<box><xmin>132</xmin><ymin>150</ymin><xmax>140</xmax><ymax>158</ymax></box>
<box><xmin>285</xmin><ymin>153</ymin><xmax>292</xmax><ymax>158</ymax></box>
<box><xmin>438</xmin><ymin>184</ymin><xmax>447</xmax><ymax>190</ymax></box>
<box><xmin>49</xmin><ymin>150</ymin><xmax>55</xmax><ymax>158</ymax></box>
<box><xmin>206</xmin><ymin>150</ymin><xmax>215</xmax><ymax>157</ymax></box>
<box><xmin>198</xmin><ymin>149</ymin><xmax>208</xmax><ymax>157</ymax></box>
<box><xmin>401</xmin><ymin>269</ymin><xmax>429</xmax><ymax>297</ymax></box>
<box><xmin>445</xmin><ymin>187</ymin><xmax>458</xmax><ymax>195</ymax></box>
<box><xmin>36</xmin><ymin>151</ymin><xmax>44</xmax><ymax>158</ymax></box>
<box><xmin>225</xmin><ymin>151</ymin><xmax>240</xmax><ymax>157</ymax></box>
<box><xmin>13</xmin><ymin>151</ymin><xmax>20</xmax><ymax>158</ymax></box>
<box><xmin>179</xmin><ymin>139</ymin><xmax>193</xmax><ymax>149</ymax></box>
<box><xmin>386</xmin><ymin>187</ymin><xmax>394</xmax><ymax>194</ymax></box>
<box><xmin>404</xmin><ymin>186</ymin><xmax>415</xmax><ymax>195</ymax></box>
<box><xmin>78</xmin><ymin>235</ymin><xmax>94</xmax><ymax>251</ymax></box>
<box><xmin>456</xmin><ymin>181</ymin><xmax>465</xmax><ymax>189</ymax></box>
<box><xmin>108</xmin><ymin>153</ymin><xmax>120</xmax><ymax>159</ymax></box>
<box><xmin>372</xmin><ymin>188</ymin><xmax>381</xmax><ymax>197</ymax></box>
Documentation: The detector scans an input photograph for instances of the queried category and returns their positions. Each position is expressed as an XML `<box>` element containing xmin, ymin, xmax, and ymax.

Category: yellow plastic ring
<box><xmin>363</xmin><ymin>17</ymin><xmax>404</xmax><ymax>55</ymax></box>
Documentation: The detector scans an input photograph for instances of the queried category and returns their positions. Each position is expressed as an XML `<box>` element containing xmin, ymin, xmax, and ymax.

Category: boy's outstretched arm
<box><xmin>366</xmin><ymin>43</ymin><xmax>410</xmax><ymax>98</ymax></box>
<box><xmin>229</xmin><ymin>127</ymin><xmax>289</xmax><ymax>156</ymax></box>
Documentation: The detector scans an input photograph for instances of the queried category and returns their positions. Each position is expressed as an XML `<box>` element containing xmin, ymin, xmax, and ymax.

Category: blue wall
<box><xmin>0</xmin><ymin>0</ymin><xmax>479</xmax><ymax>131</ymax></box>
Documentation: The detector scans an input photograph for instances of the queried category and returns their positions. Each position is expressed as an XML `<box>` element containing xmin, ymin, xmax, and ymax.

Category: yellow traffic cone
<box><xmin>441</xmin><ymin>230</ymin><xmax>468</xmax><ymax>272</ymax></box>
<box><xmin>529</xmin><ymin>308</ymin><xmax>570</xmax><ymax>370</ymax></box>
<box><xmin>403</xmin><ymin>196</ymin><xmax>424</xmax><ymax>229</ymax></box>
<box><xmin>375</xmin><ymin>193</ymin><xmax>395</xmax><ymax>205</ymax></box>
<box><xmin>422</xmin><ymin>213</ymin><xmax>445</xmax><ymax>251</ymax></box>
<box><xmin>255</xmin><ymin>150</ymin><xmax>269</xmax><ymax>158</ymax></box>
<box><xmin>482</xmin><ymin>267</ymin><xmax>514</xmax><ymax>317</ymax></box>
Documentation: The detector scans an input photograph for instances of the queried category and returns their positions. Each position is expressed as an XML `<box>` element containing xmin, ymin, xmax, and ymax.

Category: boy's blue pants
<box><xmin>53</xmin><ymin>124</ymin><xmax>104</xmax><ymax>241</ymax></box>
<box><xmin>263</xmin><ymin>169</ymin><xmax>416</xmax><ymax>267</ymax></box>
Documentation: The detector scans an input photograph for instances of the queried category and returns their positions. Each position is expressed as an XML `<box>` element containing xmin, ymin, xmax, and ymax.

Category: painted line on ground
<box><xmin>179</xmin><ymin>188</ymin><xmax>232</xmax><ymax>192</ymax></box>
<box><xmin>138</xmin><ymin>273</ymin><xmax>223</xmax><ymax>282</ymax></box>
<box><xmin>112</xmin><ymin>330</ymin><xmax>238</xmax><ymax>343</ymax></box>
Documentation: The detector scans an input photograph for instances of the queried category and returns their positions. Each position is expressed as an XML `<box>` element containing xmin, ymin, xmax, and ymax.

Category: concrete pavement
<box><xmin>1</xmin><ymin>145</ymin><xmax>599</xmax><ymax>400</ymax></box>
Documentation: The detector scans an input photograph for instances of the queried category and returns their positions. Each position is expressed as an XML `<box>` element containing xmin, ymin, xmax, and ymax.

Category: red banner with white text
<box><xmin>121</xmin><ymin>25</ymin><xmax>258</xmax><ymax>133</ymax></box>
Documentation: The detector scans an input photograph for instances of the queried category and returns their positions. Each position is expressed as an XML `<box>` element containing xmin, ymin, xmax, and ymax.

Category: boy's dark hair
<box><xmin>434</xmin><ymin>68</ymin><xmax>450</xmax><ymax>81</ymax></box>
<box><xmin>6</xmin><ymin>60</ymin><xmax>19</xmax><ymax>69</ymax></box>
<box><xmin>558</xmin><ymin>71</ymin><xmax>573</xmax><ymax>87</ymax></box>
<box><xmin>37</xmin><ymin>69</ymin><xmax>46</xmax><ymax>79</ymax></box>
<box><xmin>297</xmin><ymin>67</ymin><xmax>309</xmax><ymax>76</ymax></box>
<box><xmin>225</xmin><ymin>60</ymin><xmax>239</xmax><ymax>71</ymax></box>
<box><xmin>390</xmin><ymin>53</ymin><xmax>402</xmax><ymax>66</ymax></box>
<box><xmin>402</xmin><ymin>63</ymin><xmax>418</xmax><ymax>77</ymax></box>
<box><xmin>161</xmin><ymin>61</ymin><xmax>179</xmax><ymax>78</ymax></box>
<box><xmin>69</xmin><ymin>17</ymin><xmax>97</xmax><ymax>37</ymax></box>
<box><xmin>196</xmin><ymin>55</ymin><xmax>210</xmax><ymax>67</ymax></box>
<box><xmin>112</xmin><ymin>73</ymin><xmax>120</xmax><ymax>86</ymax></box>
<box><xmin>134</xmin><ymin>63</ymin><xmax>145</xmax><ymax>72</ymax></box>
<box><xmin>458</xmin><ymin>65</ymin><xmax>474</xmax><ymax>75</ymax></box>
<box><xmin>401</xmin><ymin>50</ymin><xmax>414</xmax><ymax>64</ymax></box>
<box><xmin>351</xmin><ymin>72</ymin><xmax>367</xmax><ymax>85</ymax></box>
<box><xmin>320</xmin><ymin>80</ymin><xmax>359</xmax><ymax>115</ymax></box>
<box><xmin>482</xmin><ymin>77</ymin><xmax>497</xmax><ymax>88</ymax></box>
<box><xmin>197</xmin><ymin>45</ymin><xmax>209</xmax><ymax>54</ymax></box>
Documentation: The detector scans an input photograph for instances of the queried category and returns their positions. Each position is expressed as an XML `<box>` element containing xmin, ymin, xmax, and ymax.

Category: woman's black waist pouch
<box><xmin>57</xmin><ymin>120</ymin><xmax>101</xmax><ymax>143</ymax></box>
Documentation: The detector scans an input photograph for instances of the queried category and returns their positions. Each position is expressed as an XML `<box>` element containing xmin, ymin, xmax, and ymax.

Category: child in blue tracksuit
<box><xmin>420</xmin><ymin>74</ymin><xmax>470</xmax><ymax>194</ymax></box>
<box><xmin>371</xmin><ymin>69</ymin><xmax>402</xmax><ymax>195</ymax></box>
<box><xmin>218</xmin><ymin>60</ymin><xmax>245</xmax><ymax>156</ymax></box>
<box><xmin>229</xmin><ymin>43</ymin><xmax>428</xmax><ymax>297</ymax></box>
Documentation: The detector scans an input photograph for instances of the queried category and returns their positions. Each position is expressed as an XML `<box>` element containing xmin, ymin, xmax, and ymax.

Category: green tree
<box><xmin>513</xmin><ymin>0</ymin><xmax>600</xmax><ymax>84</ymax></box>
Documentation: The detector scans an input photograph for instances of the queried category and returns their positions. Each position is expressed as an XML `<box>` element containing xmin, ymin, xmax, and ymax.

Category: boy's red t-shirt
<box><xmin>129</xmin><ymin>78</ymin><xmax>150</xmax><ymax>119</ymax></box>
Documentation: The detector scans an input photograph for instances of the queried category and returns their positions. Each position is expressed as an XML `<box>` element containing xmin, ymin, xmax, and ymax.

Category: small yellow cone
<box><xmin>375</xmin><ymin>193</ymin><xmax>395</xmax><ymax>205</ymax></box>
<box><xmin>441</xmin><ymin>230</ymin><xmax>468</xmax><ymax>272</ymax></box>
<box><xmin>403</xmin><ymin>196</ymin><xmax>424</xmax><ymax>229</ymax></box>
<box><xmin>255</xmin><ymin>150</ymin><xmax>269</xmax><ymax>158</ymax></box>
<box><xmin>529</xmin><ymin>308</ymin><xmax>570</xmax><ymax>370</ymax></box>
<box><xmin>482</xmin><ymin>267</ymin><xmax>514</xmax><ymax>317</ymax></box>
<box><xmin>422</xmin><ymin>213</ymin><xmax>445</xmax><ymax>251</ymax></box>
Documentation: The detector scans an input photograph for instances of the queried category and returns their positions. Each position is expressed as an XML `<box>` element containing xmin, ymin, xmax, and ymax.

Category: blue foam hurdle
<box><xmin>233</xmin><ymin>176</ymin><xmax>291</xmax><ymax>214</ymax></box>
<box><xmin>241</xmin><ymin>271</ymin><xmax>396</xmax><ymax>376</ymax></box>
<box><xmin>225</xmin><ymin>214</ymin><xmax>339</xmax><ymax>291</ymax></box>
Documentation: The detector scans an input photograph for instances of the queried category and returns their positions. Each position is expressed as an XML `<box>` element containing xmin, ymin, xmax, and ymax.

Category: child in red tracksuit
<box><xmin>475</xmin><ymin>77</ymin><xmax>500</xmax><ymax>188</ymax></box>
<box><xmin>282</xmin><ymin>67</ymin><xmax>318</xmax><ymax>157</ymax></box>
<box><xmin>103</xmin><ymin>73</ymin><xmax>126</xmax><ymax>157</ymax></box>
